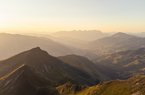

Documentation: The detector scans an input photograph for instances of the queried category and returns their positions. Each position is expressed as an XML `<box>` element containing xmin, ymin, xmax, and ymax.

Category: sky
<box><xmin>0</xmin><ymin>0</ymin><xmax>145</xmax><ymax>33</ymax></box>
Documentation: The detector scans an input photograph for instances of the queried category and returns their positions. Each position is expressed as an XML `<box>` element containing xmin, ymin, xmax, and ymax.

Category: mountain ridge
<box><xmin>89</xmin><ymin>32</ymin><xmax>145</xmax><ymax>55</ymax></box>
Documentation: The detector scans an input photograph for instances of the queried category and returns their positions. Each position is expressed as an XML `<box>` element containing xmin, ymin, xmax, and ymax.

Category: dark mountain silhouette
<box><xmin>89</xmin><ymin>32</ymin><xmax>145</xmax><ymax>55</ymax></box>
<box><xmin>0</xmin><ymin>47</ymin><xmax>104</xmax><ymax>95</ymax></box>
<box><xmin>0</xmin><ymin>47</ymin><xmax>98</xmax><ymax>86</ymax></box>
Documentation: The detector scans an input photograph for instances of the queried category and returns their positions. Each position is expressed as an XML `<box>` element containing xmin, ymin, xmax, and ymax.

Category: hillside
<box><xmin>74</xmin><ymin>75</ymin><xmax>145</xmax><ymax>95</ymax></box>
<box><xmin>0</xmin><ymin>65</ymin><xmax>59</xmax><ymax>95</ymax></box>
<box><xmin>97</xmin><ymin>48</ymin><xmax>145</xmax><ymax>78</ymax></box>
<box><xmin>58</xmin><ymin>55</ymin><xmax>120</xmax><ymax>81</ymax></box>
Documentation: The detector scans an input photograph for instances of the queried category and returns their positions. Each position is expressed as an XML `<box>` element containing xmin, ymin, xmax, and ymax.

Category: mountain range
<box><xmin>49</xmin><ymin>30</ymin><xmax>108</xmax><ymax>49</ymax></box>
<box><xmin>0</xmin><ymin>33</ymin><xmax>97</xmax><ymax>60</ymax></box>
<box><xmin>0</xmin><ymin>31</ymin><xmax>145</xmax><ymax>95</ymax></box>
<box><xmin>1</xmin><ymin>47</ymin><xmax>145</xmax><ymax>95</ymax></box>
<box><xmin>50</xmin><ymin>30</ymin><xmax>107</xmax><ymax>41</ymax></box>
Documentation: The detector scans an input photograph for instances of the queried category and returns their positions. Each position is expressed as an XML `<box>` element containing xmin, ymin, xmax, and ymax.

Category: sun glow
<box><xmin>0</xmin><ymin>0</ymin><xmax>145</xmax><ymax>33</ymax></box>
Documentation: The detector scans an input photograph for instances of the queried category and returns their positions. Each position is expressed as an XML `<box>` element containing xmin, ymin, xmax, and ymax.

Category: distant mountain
<box><xmin>72</xmin><ymin>75</ymin><xmax>145</xmax><ymax>95</ymax></box>
<box><xmin>51</xmin><ymin>30</ymin><xmax>107</xmax><ymax>41</ymax></box>
<box><xmin>58</xmin><ymin>55</ymin><xmax>119</xmax><ymax>81</ymax></box>
<box><xmin>0</xmin><ymin>33</ymin><xmax>97</xmax><ymax>60</ymax></box>
<box><xmin>49</xmin><ymin>30</ymin><xmax>108</xmax><ymax>49</ymax></box>
<box><xmin>133</xmin><ymin>32</ymin><xmax>145</xmax><ymax>37</ymax></box>
<box><xmin>0</xmin><ymin>47</ymin><xmax>96</xmax><ymax>86</ymax></box>
<box><xmin>89</xmin><ymin>32</ymin><xmax>145</xmax><ymax>55</ymax></box>
<box><xmin>98</xmin><ymin>48</ymin><xmax>145</xmax><ymax>77</ymax></box>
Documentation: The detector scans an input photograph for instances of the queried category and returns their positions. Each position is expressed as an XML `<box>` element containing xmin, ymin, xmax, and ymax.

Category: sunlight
<box><xmin>0</xmin><ymin>13</ymin><xmax>13</xmax><ymax>27</ymax></box>
<box><xmin>0</xmin><ymin>13</ymin><xmax>11</xmax><ymax>21</ymax></box>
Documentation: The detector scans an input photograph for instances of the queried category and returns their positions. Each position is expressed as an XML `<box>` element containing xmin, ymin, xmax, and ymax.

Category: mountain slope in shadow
<box><xmin>58</xmin><ymin>55</ymin><xmax>119</xmax><ymax>81</ymax></box>
<box><xmin>0</xmin><ymin>47</ymin><xmax>98</xmax><ymax>86</ymax></box>
<box><xmin>0</xmin><ymin>65</ymin><xmax>59</xmax><ymax>95</ymax></box>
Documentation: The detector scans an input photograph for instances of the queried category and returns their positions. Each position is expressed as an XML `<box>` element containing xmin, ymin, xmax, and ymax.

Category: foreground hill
<box><xmin>75</xmin><ymin>75</ymin><xmax>145</xmax><ymax>95</ymax></box>
<box><xmin>57</xmin><ymin>75</ymin><xmax>145</xmax><ymax>95</ymax></box>
<box><xmin>89</xmin><ymin>32</ymin><xmax>145</xmax><ymax>55</ymax></box>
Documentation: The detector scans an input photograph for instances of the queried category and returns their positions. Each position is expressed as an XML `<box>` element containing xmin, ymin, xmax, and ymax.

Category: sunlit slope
<box><xmin>58</xmin><ymin>75</ymin><xmax>145</xmax><ymax>95</ymax></box>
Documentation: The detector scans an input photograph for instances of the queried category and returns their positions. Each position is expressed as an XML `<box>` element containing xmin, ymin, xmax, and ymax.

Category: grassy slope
<box><xmin>61</xmin><ymin>75</ymin><xmax>145</xmax><ymax>95</ymax></box>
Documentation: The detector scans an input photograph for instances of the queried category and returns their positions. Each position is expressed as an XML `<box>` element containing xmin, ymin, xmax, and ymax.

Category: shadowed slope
<box><xmin>58</xmin><ymin>55</ymin><xmax>112</xmax><ymax>81</ymax></box>
<box><xmin>0</xmin><ymin>65</ymin><xmax>59</xmax><ymax>95</ymax></box>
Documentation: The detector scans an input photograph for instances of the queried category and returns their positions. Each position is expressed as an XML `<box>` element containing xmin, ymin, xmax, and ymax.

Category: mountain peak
<box><xmin>28</xmin><ymin>47</ymin><xmax>49</xmax><ymax>55</ymax></box>
<box><xmin>5</xmin><ymin>47</ymin><xmax>50</xmax><ymax>64</ymax></box>
<box><xmin>30</xmin><ymin>47</ymin><xmax>42</xmax><ymax>51</ymax></box>
<box><xmin>112</xmin><ymin>32</ymin><xmax>132</xmax><ymax>37</ymax></box>
<box><xmin>24</xmin><ymin>47</ymin><xmax>50</xmax><ymax>58</ymax></box>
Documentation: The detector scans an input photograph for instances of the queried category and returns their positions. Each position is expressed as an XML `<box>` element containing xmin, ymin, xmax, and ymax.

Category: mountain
<box><xmin>0</xmin><ymin>47</ymin><xmax>98</xmax><ymax>86</ymax></box>
<box><xmin>73</xmin><ymin>75</ymin><xmax>145</xmax><ymax>95</ymax></box>
<box><xmin>89</xmin><ymin>32</ymin><xmax>145</xmax><ymax>55</ymax></box>
<box><xmin>0</xmin><ymin>33</ymin><xmax>74</xmax><ymax>59</ymax></box>
<box><xmin>133</xmin><ymin>32</ymin><xmax>145</xmax><ymax>37</ymax></box>
<box><xmin>0</xmin><ymin>47</ymin><xmax>105</xmax><ymax>95</ymax></box>
<box><xmin>98</xmin><ymin>48</ymin><xmax>145</xmax><ymax>77</ymax></box>
<box><xmin>58</xmin><ymin>55</ymin><xmax>120</xmax><ymax>81</ymax></box>
<box><xmin>0</xmin><ymin>33</ymin><xmax>97</xmax><ymax>60</ymax></box>
<box><xmin>49</xmin><ymin>30</ymin><xmax>108</xmax><ymax>49</ymax></box>
<box><xmin>0</xmin><ymin>65</ymin><xmax>59</xmax><ymax>95</ymax></box>
<box><xmin>51</xmin><ymin>30</ymin><xmax>107</xmax><ymax>41</ymax></box>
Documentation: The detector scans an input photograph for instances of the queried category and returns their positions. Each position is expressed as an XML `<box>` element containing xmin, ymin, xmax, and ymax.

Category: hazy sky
<box><xmin>0</xmin><ymin>0</ymin><xmax>145</xmax><ymax>33</ymax></box>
